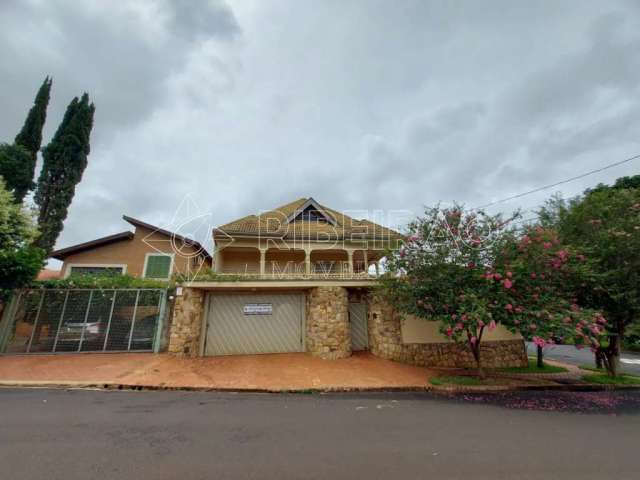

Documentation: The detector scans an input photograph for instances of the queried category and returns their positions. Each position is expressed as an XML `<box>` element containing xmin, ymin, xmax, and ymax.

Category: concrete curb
<box><xmin>1</xmin><ymin>380</ymin><xmax>639</xmax><ymax>394</ymax></box>
<box><xmin>428</xmin><ymin>383</ymin><xmax>640</xmax><ymax>393</ymax></box>
<box><xmin>0</xmin><ymin>381</ymin><xmax>433</xmax><ymax>393</ymax></box>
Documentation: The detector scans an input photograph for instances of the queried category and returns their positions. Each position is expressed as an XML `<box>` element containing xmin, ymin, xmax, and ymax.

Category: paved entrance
<box><xmin>0</xmin><ymin>352</ymin><xmax>434</xmax><ymax>390</ymax></box>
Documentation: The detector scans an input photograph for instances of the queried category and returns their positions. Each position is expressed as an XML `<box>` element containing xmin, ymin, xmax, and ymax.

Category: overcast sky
<box><xmin>1</xmin><ymin>0</ymin><xmax>640</xmax><ymax>258</ymax></box>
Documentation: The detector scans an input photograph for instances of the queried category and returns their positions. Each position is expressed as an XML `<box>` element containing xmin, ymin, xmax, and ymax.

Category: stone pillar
<box><xmin>306</xmin><ymin>286</ymin><xmax>351</xmax><ymax>359</ymax></box>
<box><xmin>367</xmin><ymin>293</ymin><xmax>403</xmax><ymax>361</ymax></box>
<box><xmin>259</xmin><ymin>248</ymin><xmax>266</xmax><ymax>276</ymax></box>
<box><xmin>168</xmin><ymin>288</ymin><xmax>205</xmax><ymax>357</ymax></box>
<box><xmin>347</xmin><ymin>250</ymin><xmax>354</xmax><ymax>275</ymax></box>
<box><xmin>363</xmin><ymin>250</ymin><xmax>368</xmax><ymax>275</ymax></box>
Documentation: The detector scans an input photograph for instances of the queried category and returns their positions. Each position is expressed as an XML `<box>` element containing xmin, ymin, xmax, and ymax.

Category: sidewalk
<box><xmin>0</xmin><ymin>352</ymin><xmax>436</xmax><ymax>391</ymax></box>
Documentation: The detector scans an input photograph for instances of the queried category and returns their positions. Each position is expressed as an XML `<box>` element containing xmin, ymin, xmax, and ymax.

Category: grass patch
<box><xmin>582</xmin><ymin>374</ymin><xmax>640</xmax><ymax>385</ymax></box>
<box><xmin>499</xmin><ymin>358</ymin><xmax>568</xmax><ymax>374</ymax></box>
<box><xmin>578</xmin><ymin>364</ymin><xmax>603</xmax><ymax>373</ymax></box>
<box><xmin>430</xmin><ymin>375</ymin><xmax>484</xmax><ymax>386</ymax></box>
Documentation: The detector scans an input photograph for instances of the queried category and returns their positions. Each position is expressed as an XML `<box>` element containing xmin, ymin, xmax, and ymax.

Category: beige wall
<box><xmin>400</xmin><ymin>315</ymin><xmax>521</xmax><ymax>344</ymax></box>
<box><xmin>60</xmin><ymin>226</ymin><xmax>211</xmax><ymax>278</ymax></box>
<box><xmin>220</xmin><ymin>249</ymin><xmax>260</xmax><ymax>274</ymax></box>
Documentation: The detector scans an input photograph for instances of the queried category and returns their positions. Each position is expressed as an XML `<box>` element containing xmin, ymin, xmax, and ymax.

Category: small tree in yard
<box><xmin>380</xmin><ymin>205</ymin><xmax>519</xmax><ymax>377</ymax></box>
<box><xmin>380</xmin><ymin>205</ymin><xmax>603</xmax><ymax>378</ymax></box>
<box><xmin>0</xmin><ymin>179</ymin><xmax>43</xmax><ymax>300</ymax></box>
<box><xmin>495</xmin><ymin>226</ymin><xmax>607</xmax><ymax>369</ymax></box>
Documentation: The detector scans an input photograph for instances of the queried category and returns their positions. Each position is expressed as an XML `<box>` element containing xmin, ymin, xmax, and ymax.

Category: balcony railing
<box><xmin>188</xmin><ymin>271</ymin><xmax>380</xmax><ymax>282</ymax></box>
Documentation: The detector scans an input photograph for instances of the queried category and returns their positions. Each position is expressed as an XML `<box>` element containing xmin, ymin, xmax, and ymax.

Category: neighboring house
<box><xmin>168</xmin><ymin>197</ymin><xmax>527</xmax><ymax>368</ymax></box>
<box><xmin>51</xmin><ymin>215</ymin><xmax>211</xmax><ymax>279</ymax></box>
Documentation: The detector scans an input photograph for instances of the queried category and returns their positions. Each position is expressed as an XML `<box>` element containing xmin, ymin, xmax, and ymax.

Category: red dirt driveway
<box><xmin>0</xmin><ymin>352</ymin><xmax>435</xmax><ymax>391</ymax></box>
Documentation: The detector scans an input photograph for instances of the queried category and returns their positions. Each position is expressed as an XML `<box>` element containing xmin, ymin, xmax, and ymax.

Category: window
<box><xmin>144</xmin><ymin>254</ymin><xmax>173</xmax><ymax>279</ymax></box>
<box><xmin>295</xmin><ymin>205</ymin><xmax>330</xmax><ymax>223</ymax></box>
<box><xmin>68</xmin><ymin>265</ymin><xmax>125</xmax><ymax>277</ymax></box>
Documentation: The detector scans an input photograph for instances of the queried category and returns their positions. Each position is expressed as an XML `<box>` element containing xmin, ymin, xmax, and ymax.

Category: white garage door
<box><xmin>205</xmin><ymin>293</ymin><xmax>305</xmax><ymax>355</ymax></box>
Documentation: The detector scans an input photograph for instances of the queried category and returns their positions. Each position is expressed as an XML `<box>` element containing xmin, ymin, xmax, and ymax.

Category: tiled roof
<box><xmin>123</xmin><ymin>215</ymin><xmax>211</xmax><ymax>259</ymax></box>
<box><xmin>214</xmin><ymin>197</ymin><xmax>403</xmax><ymax>242</ymax></box>
<box><xmin>51</xmin><ymin>231</ymin><xmax>134</xmax><ymax>260</ymax></box>
<box><xmin>51</xmin><ymin>217</ymin><xmax>212</xmax><ymax>260</ymax></box>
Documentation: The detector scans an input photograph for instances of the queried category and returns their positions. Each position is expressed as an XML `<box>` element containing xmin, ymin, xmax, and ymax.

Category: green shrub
<box><xmin>31</xmin><ymin>273</ymin><xmax>170</xmax><ymax>290</ymax></box>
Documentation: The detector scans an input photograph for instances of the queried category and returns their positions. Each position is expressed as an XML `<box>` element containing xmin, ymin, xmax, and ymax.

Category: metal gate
<box><xmin>0</xmin><ymin>289</ymin><xmax>167</xmax><ymax>354</ymax></box>
<box><xmin>349</xmin><ymin>302</ymin><xmax>368</xmax><ymax>351</ymax></box>
<box><xmin>205</xmin><ymin>293</ymin><xmax>304</xmax><ymax>355</ymax></box>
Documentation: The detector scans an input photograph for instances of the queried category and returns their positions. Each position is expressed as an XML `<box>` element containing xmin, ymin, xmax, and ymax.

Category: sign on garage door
<box><xmin>205</xmin><ymin>293</ymin><xmax>304</xmax><ymax>355</ymax></box>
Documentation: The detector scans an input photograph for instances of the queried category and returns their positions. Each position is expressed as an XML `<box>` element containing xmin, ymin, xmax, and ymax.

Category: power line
<box><xmin>474</xmin><ymin>153</ymin><xmax>640</xmax><ymax>210</ymax></box>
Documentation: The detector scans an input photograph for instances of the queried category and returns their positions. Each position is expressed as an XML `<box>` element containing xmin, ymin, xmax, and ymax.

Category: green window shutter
<box><xmin>145</xmin><ymin>255</ymin><xmax>172</xmax><ymax>278</ymax></box>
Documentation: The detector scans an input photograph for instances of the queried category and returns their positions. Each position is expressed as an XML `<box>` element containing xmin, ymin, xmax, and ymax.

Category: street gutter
<box><xmin>1</xmin><ymin>380</ymin><xmax>639</xmax><ymax>394</ymax></box>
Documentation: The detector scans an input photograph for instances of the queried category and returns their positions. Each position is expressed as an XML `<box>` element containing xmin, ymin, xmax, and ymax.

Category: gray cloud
<box><xmin>168</xmin><ymin>0</ymin><xmax>239</xmax><ymax>41</ymax></box>
<box><xmin>1</xmin><ymin>0</ymin><xmax>639</xmax><ymax>262</ymax></box>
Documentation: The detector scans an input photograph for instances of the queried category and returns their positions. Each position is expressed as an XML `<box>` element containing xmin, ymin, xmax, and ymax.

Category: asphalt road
<box><xmin>526</xmin><ymin>342</ymin><xmax>640</xmax><ymax>375</ymax></box>
<box><xmin>1</xmin><ymin>389</ymin><xmax>639</xmax><ymax>480</ymax></box>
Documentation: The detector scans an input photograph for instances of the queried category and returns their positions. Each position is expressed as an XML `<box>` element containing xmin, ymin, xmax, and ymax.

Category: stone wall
<box><xmin>367</xmin><ymin>295</ymin><xmax>528</xmax><ymax>369</ymax></box>
<box><xmin>168</xmin><ymin>288</ymin><xmax>205</xmax><ymax>357</ymax></box>
<box><xmin>306</xmin><ymin>286</ymin><xmax>351</xmax><ymax>359</ymax></box>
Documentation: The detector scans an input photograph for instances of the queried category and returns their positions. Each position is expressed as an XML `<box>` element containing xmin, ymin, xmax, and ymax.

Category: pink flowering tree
<box><xmin>380</xmin><ymin>205</ymin><xmax>521</xmax><ymax>377</ymax></box>
<box><xmin>380</xmin><ymin>205</ymin><xmax>603</xmax><ymax>377</ymax></box>
<box><xmin>494</xmin><ymin>226</ymin><xmax>608</xmax><ymax>369</ymax></box>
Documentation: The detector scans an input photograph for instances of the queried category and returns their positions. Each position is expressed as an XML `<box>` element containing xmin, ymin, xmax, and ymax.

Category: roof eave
<box><xmin>50</xmin><ymin>231</ymin><xmax>135</xmax><ymax>260</ymax></box>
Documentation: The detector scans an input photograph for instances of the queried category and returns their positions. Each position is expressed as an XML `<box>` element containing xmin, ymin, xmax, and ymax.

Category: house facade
<box><xmin>168</xmin><ymin>198</ymin><xmax>528</xmax><ymax>368</ymax></box>
<box><xmin>51</xmin><ymin>215</ymin><xmax>211</xmax><ymax>280</ymax></box>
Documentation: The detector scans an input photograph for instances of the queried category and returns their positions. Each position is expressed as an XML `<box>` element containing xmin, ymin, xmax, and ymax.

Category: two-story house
<box><xmin>168</xmin><ymin>197</ymin><xmax>527</xmax><ymax>368</ymax></box>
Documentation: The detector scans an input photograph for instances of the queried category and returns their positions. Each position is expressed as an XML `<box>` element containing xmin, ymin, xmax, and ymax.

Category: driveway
<box><xmin>0</xmin><ymin>352</ymin><xmax>434</xmax><ymax>390</ymax></box>
<box><xmin>526</xmin><ymin>342</ymin><xmax>640</xmax><ymax>375</ymax></box>
<box><xmin>1</xmin><ymin>388</ymin><xmax>639</xmax><ymax>480</ymax></box>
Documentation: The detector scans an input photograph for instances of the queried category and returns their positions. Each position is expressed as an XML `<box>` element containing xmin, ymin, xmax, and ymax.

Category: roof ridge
<box><xmin>213</xmin><ymin>196</ymin><xmax>404</xmax><ymax>240</ymax></box>
<box><xmin>122</xmin><ymin>215</ymin><xmax>211</xmax><ymax>259</ymax></box>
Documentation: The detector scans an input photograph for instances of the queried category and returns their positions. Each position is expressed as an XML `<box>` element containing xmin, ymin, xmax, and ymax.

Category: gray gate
<box><xmin>205</xmin><ymin>293</ymin><xmax>304</xmax><ymax>355</ymax></box>
<box><xmin>349</xmin><ymin>302</ymin><xmax>368</xmax><ymax>351</ymax></box>
<box><xmin>0</xmin><ymin>289</ymin><xmax>167</xmax><ymax>354</ymax></box>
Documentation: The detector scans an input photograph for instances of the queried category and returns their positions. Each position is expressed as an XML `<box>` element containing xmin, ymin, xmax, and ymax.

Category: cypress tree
<box><xmin>0</xmin><ymin>143</ymin><xmax>33</xmax><ymax>202</ymax></box>
<box><xmin>34</xmin><ymin>93</ymin><xmax>95</xmax><ymax>253</ymax></box>
<box><xmin>13</xmin><ymin>77</ymin><xmax>52</xmax><ymax>201</ymax></box>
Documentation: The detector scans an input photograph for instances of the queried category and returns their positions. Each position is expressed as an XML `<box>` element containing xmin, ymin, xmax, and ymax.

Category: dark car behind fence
<box><xmin>0</xmin><ymin>289</ymin><xmax>168</xmax><ymax>354</ymax></box>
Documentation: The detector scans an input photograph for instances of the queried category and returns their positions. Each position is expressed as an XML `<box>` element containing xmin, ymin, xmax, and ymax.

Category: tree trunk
<box><xmin>602</xmin><ymin>334</ymin><xmax>620</xmax><ymax>377</ymax></box>
<box><xmin>607</xmin><ymin>319</ymin><xmax>625</xmax><ymax>377</ymax></box>
<box><xmin>471</xmin><ymin>343</ymin><xmax>485</xmax><ymax>379</ymax></box>
<box><xmin>595</xmin><ymin>351</ymin><xmax>603</xmax><ymax>369</ymax></box>
<box><xmin>536</xmin><ymin>345</ymin><xmax>544</xmax><ymax>368</ymax></box>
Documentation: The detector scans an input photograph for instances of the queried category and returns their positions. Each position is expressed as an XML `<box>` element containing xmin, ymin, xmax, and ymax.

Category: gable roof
<box><xmin>214</xmin><ymin>197</ymin><xmax>403</xmax><ymax>242</ymax></box>
<box><xmin>122</xmin><ymin>215</ymin><xmax>211</xmax><ymax>260</ymax></box>
<box><xmin>51</xmin><ymin>231</ymin><xmax>134</xmax><ymax>260</ymax></box>
<box><xmin>285</xmin><ymin>198</ymin><xmax>337</xmax><ymax>225</ymax></box>
<box><xmin>51</xmin><ymin>217</ymin><xmax>211</xmax><ymax>261</ymax></box>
